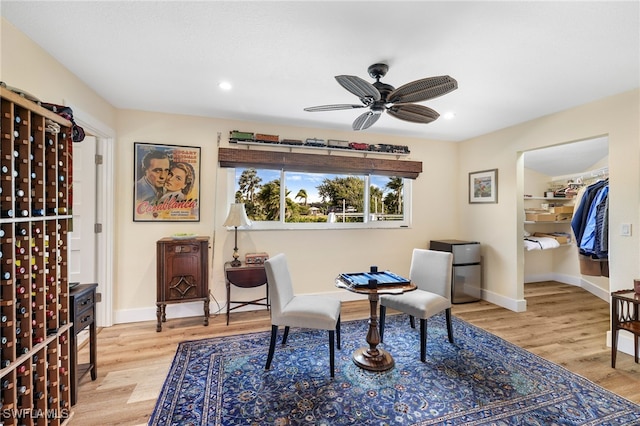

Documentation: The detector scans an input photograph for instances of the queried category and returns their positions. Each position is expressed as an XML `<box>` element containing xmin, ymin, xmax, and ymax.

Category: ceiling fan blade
<box><xmin>335</xmin><ymin>75</ymin><xmax>381</xmax><ymax>103</ymax></box>
<box><xmin>387</xmin><ymin>75</ymin><xmax>458</xmax><ymax>104</ymax></box>
<box><xmin>304</xmin><ymin>104</ymin><xmax>366</xmax><ymax>112</ymax></box>
<box><xmin>387</xmin><ymin>103</ymin><xmax>439</xmax><ymax>124</ymax></box>
<box><xmin>352</xmin><ymin>111</ymin><xmax>381</xmax><ymax>131</ymax></box>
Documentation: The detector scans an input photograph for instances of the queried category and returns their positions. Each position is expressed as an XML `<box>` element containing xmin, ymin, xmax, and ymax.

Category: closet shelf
<box><xmin>524</xmin><ymin>220</ymin><xmax>572</xmax><ymax>224</ymax></box>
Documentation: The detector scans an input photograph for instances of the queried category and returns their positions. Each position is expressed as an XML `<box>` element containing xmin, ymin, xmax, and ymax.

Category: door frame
<box><xmin>73</xmin><ymin>107</ymin><xmax>115</xmax><ymax>327</ymax></box>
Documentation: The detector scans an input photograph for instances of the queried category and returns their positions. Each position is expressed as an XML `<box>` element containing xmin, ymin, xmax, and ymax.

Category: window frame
<box><xmin>226</xmin><ymin>168</ymin><xmax>413</xmax><ymax>230</ymax></box>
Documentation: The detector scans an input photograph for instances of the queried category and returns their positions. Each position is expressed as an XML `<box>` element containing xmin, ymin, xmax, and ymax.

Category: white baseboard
<box><xmin>481</xmin><ymin>288</ymin><xmax>527</xmax><ymax>312</ymax></box>
<box><xmin>607</xmin><ymin>330</ymin><xmax>637</xmax><ymax>359</ymax></box>
<box><xmin>113</xmin><ymin>290</ymin><xmax>367</xmax><ymax>324</ymax></box>
<box><xmin>114</xmin><ymin>302</ymin><xmax>199</xmax><ymax>324</ymax></box>
<box><xmin>524</xmin><ymin>272</ymin><xmax>609</xmax><ymax>301</ymax></box>
<box><xmin>579</xmin><ymin>278</ymin><xmax>609</xmax><ymax>301</ymax></box>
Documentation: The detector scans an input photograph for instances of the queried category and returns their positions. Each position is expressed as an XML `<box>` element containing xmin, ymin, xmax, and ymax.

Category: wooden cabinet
<box><xmin>156</xmin><ymin>237</ymin><xmax>210</xmax><ymax>331</ymax></box>
<box><xmin>69</xmin><ymin>283</ymin><xmax>97</xmax><ymax>406</ymax></box>
<box><xmin>0</xmin><ymin>86</ymin><xmax>73</xmax><ymax>424</ymax></box>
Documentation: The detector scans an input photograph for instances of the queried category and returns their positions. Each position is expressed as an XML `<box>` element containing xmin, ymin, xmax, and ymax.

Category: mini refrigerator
<box><xmin>429</xmin><ymin>240</ymin><xmax>482</xmax><ymax>303</ymax></box>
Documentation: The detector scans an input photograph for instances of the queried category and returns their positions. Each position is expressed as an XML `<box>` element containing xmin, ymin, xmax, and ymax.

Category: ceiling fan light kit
<box><xmin>304</xmin><ymin>63</ymin><xmax>457</xmax><ymax>130</ymax></box>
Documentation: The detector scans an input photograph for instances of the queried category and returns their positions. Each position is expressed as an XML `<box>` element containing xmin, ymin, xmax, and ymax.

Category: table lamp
<box><xmin>223</xmin><ymin>203</ymin><xmax>252</xmax><ymax>267</ymax></box>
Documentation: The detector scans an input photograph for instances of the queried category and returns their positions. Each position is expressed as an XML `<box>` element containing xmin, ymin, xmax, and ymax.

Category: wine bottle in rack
<box><xmin>16</xmin><ymin>245</ymin><xmax>26</xmax><ymax>257</ymax></box>
<box><xmin>16</xmin><ymin>344</ymin><xmax>28</xmax><ymax>356</ymax></box>
<box><xmin>16</xmin><ymin>301</ymin><xmax>26</xmax><ymax>315</ymax></box>
<box><xmin>16</xmin><ymin>380</ymin><xmax>27</xmax><ymax>396</ymax></box>
<box><xmin>15</xmin><ymin>283</ymin><xmax>26</xmax><ymax>295</ymax></box>
<box><xmin>16</xmin><ymin>225</ymin><xmax>28</xmax><ymax>237</ymax></box>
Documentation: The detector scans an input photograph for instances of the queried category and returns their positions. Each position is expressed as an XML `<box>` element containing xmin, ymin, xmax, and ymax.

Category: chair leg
<box><xmin>379</xmin><ymin>305</ymin><xmax>386</xmax><ymax>343</ymax></box>
<box><xmin>410</xmin><ymin>315</ymin><xmax>416</xmax><ymax>329</ymax></box>
<box><xmin>329</xmin><ymin>330</ymin><xmax>335</xmax><ymax>377</ymax></box>
<box><xmin>282</xmin><ymin>326</ymin><xmax>290</xmax><ymax>345</ymax></box>
<box><xmin>420</xmin><ymin>318</ymin><xmax>427</xmax><ymax>362</ymax></box>
<box><xmin>336</xmin><ymin>316</ymin><xmax>341</xmax><ymax>349</ymax></box>
<box><xmin>445</xmin><ymin>308</ymin><xmax>454</xmax><ymax>344</ymax></box>
<box><xmin>265</xmin><ymin>325</ymin><xmax>278</xmax><ymax>370</ymax></box>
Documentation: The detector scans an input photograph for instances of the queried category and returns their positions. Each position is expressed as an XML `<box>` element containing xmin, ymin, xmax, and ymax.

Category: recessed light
<box><xmin>442</xmin><ymin>112</ymin><xmax>456</xmax><ymax>120</ymax></box>
<box><xmin>218</xmin><ymin>81</ymin><xmax>232</xmax><ymax>91</ymax></box>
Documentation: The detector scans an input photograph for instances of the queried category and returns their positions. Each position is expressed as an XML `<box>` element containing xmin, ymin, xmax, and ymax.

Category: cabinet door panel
<box><xmin>167</xmin><ymin>253</ymin><xmax>201</xmax><ymax>299</ymax></box>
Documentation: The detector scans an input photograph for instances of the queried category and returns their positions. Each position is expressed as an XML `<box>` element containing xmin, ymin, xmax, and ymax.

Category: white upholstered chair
<box><xmin>264</xmin><ymin>253</ymin><xmax>342</xmax><ymax>377</ymax></box>
<box><xmin>379</xmin><ymin>248</ymin><xmax>454</xmax><ymax>362</ymax></box>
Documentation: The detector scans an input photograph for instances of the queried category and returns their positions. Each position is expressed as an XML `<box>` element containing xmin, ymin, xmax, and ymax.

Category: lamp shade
<box><xmin>223</xmin><ymin>203</ymin><xmax>252</xmax><ymax>228</ymax></box>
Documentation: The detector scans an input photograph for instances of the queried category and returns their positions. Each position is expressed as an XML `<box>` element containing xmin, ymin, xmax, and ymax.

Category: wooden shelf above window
<box><xmin>218</xmin><ymin>147</ymin><xmax>422</xmax><ymax>179</ymax></box>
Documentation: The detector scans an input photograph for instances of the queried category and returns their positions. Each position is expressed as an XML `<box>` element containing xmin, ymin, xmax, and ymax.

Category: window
<box><xmin>231</xmin><ymin>168</ymin><xmax>412</xmax><ymax>229</ymax></box>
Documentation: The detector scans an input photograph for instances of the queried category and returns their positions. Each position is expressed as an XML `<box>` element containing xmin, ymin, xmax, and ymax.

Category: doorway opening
<box><xmin>519</xmin><ymin>136</ymin><xmax>609</xmax><ymax>306</ymax></box>
<box><xmin>73</xmin><ymin>111</ymin><xmax>115</xmax><ymax>327</ymax></box>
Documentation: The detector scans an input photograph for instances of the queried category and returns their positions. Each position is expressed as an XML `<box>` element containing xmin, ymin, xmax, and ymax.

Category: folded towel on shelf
<box><xmin>524</xmin><ymin>236</ymin><xmax>560</xmax><ymax>251</ymax></box>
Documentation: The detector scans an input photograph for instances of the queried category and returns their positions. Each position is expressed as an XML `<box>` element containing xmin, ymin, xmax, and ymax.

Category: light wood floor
<box><xmin>70</xmin><ymin>282</ymin><xmax>640</xmax><ymax>425</ymax></box>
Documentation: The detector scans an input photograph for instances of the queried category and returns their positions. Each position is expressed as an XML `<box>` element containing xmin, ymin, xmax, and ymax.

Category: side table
<box><xmin>611</xmin><ymin>289</ymin><xmax>640</xmax><ymax>368</ymax></box>
<box><xmin>224</xmin><ymin>262</ymin><xmax>269</xmax><ymax>325</ymax></box>
<box><xmin>70</xmin><ymin>283</ymin><xmax>98</xmax><ymax>406</ymax></box>
<box><xmin>335</xmin><ymin>271</ymin><xmax>416</xmax><ymax>371</ymax></box>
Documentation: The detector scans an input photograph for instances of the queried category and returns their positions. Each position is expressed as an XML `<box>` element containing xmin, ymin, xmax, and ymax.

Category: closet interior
<box><xmin>523</xmin><ymin>136</ymin><xmax>609</xmax><ymax>294</ymax></box>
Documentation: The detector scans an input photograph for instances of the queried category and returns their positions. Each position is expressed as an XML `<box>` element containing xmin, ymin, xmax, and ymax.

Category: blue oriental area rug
<box><xmin>149</xmin><ymin>314</ymin><xmax>640</xmax><ymax>425</ymax></box>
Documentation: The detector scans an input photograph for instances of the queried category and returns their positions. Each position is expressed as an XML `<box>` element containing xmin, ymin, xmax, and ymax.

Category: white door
<box><xmin>69</xmin><ymin>135</ymin><xmax>97</xmax><ymax>285</ymax></box>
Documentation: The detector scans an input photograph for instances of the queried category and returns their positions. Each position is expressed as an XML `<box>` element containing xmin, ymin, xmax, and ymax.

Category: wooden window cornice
<box><xmin>218</xmin><ymin>147</ymin><xmax>422</xmax><ymax>179</ymax></box>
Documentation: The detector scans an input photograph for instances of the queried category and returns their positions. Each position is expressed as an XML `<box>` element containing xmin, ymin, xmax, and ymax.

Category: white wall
<box><xmin>458</xmin><ymin>90</ymin><xmax>639</xmax><ymax>312</ymax></box>
<box><xmin>0</xmin><ymin>19</ymin><xmax>116</xmax><ymax>129</ymax></box>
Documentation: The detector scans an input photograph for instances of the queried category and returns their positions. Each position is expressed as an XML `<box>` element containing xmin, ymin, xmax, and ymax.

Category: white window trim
<box><xmin>226</xmin><ymin>169</ymin><xmax>412</xmax><ymax>230</ymax></box>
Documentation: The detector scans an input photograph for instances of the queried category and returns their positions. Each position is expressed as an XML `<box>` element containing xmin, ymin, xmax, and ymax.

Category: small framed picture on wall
<box><xmin>469</xmin><ymin>168</ymin><xmax>498</xmax><ymax>204</ymax></box>
<box><xmin>133</xmin><ymin>142</ymin><xmax>201</xmax><ymax>221</ymax></box>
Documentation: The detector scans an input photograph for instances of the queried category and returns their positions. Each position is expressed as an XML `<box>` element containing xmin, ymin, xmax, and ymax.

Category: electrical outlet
<box><xmin>621</xmin><ymin>223</ymin><xmax>632</xmax><ymax>236</ymax></box>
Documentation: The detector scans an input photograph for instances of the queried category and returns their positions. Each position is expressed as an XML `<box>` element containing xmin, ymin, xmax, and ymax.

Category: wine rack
<box><xmin>1</xmin><ymin>86</ymin><xmax>72</xmax><ymax>425</ymax></box>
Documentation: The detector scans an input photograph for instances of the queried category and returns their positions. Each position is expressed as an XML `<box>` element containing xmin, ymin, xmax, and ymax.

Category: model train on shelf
<box><xmin>229</xmin><ymin>130</ymin><xmax>410</xmax><ymax>154</ymax></box>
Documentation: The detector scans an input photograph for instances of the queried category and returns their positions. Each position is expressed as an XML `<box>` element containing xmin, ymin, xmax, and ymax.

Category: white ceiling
<box><xmin>1</xmin><ymin>1</ymin><xmax>638</xmax><ymax>175</ymax></box>
<box><xmin>523</xmin><ymin>136</ymin><xmax>609</xmax><ymax>178</ymax></box>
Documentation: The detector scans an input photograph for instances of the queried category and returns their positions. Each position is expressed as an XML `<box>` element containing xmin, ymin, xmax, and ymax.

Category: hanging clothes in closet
<box><xmin>571</xmin><ymin>178</ymin><xmax>609</xmax><ymax>276</ymax></box>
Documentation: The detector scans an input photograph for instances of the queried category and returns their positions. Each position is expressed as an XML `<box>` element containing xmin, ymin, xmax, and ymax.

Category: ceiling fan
<box><xmin>304</xmin><ymin>63</ymin><xmax>458</xmax><ymax>131</ymax></box>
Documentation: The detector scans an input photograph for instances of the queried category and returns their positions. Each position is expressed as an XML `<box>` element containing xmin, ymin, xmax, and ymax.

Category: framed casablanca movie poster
<box><xmin>133</xmin><ymin>142</ymin><xmax>201</xmax><ymax>222</ymax></box>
